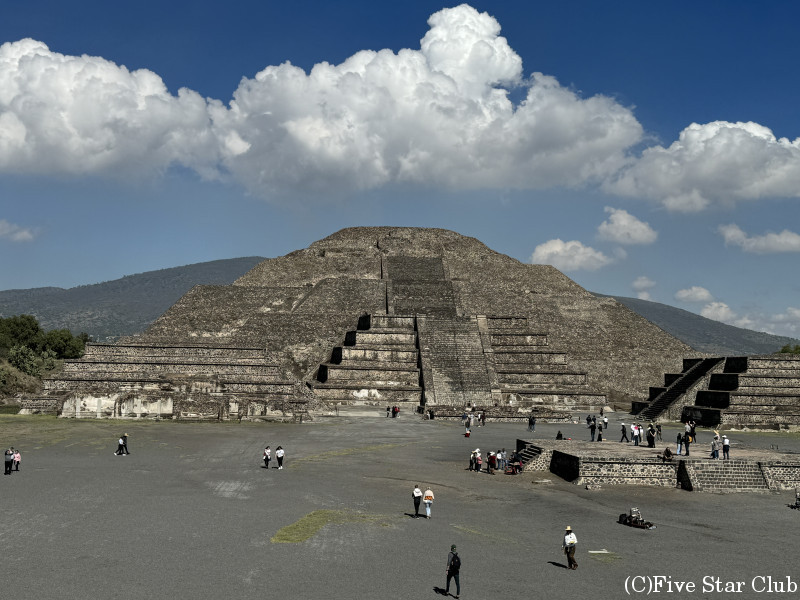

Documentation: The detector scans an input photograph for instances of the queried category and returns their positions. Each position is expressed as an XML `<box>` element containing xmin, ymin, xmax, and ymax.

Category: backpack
<box><xmin>450</xmin><ymin>554</ymin><xmax>461</xmax><ymax>571</ymax></box>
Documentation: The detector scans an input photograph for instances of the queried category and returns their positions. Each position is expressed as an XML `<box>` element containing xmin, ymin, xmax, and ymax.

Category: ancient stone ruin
<box><xmin>28</xmin><ymin>227</ymin><xmax>694</xmax><ymax>420</ymax></box>
<box><xmin>634</xmin><ymin>355</ymin><xmax>800</xmax><ymax>428</ymax></box>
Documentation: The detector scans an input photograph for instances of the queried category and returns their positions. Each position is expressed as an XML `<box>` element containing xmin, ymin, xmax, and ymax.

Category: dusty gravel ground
<box><xmin>1</xmin><ymin>414</ymin><xmax>799</xmax><ymax>600</ymax></box>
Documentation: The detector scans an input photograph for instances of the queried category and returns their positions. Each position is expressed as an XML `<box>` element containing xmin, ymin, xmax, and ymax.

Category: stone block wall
<box><xmin>683</xmin><ymin>460</ymin><xmax>771</xmax><ymax>493</ymax></box>
<box><xmin>577</xmin><ymin>459</ymin><xmax>678</xmax><ymax>487</ymax></box>
<box><xmin>761</xmin><ymin>462</ymin><xmax>800</xmax><ymax>490</ymax></box>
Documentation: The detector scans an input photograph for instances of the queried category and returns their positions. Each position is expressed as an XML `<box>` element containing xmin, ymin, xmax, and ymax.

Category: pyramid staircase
<box><xmin>690</xmin><ymin>355</ymin><xmax>800</xmax><ymax>427</ymax></box>
<box><xmin>309</xmin><ymin>315</ymin><xmax>423</xmax><ymax>407</ymax></box>
<box><xmin>634</xmin><ymin>357</ymin><xmax>724</xmax><ymax>421</ymax></box>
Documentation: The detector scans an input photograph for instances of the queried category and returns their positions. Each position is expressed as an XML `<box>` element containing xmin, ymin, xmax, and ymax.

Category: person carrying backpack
<box><xmin>446</xmin><ymin>544</ymin><xmax>461</xmax><ymax>598</ymax></box>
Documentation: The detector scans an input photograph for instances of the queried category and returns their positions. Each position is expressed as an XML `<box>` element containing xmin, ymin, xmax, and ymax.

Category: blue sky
<box><xmin>1</xmin><ymin>1</ymin><xmax>799</xmax><ymax>337</ymax></box>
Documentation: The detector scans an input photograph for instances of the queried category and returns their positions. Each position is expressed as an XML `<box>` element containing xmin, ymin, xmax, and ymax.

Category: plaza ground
<box><xmin>1</xmin><ymin>412</ymin><xmax>799</xmax><ymax>600</ymax></box>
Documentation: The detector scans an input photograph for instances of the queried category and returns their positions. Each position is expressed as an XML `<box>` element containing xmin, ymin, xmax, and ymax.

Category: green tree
<box><xmin>0</xmin><ymin>314</ymin><xmax>44</xmax><ymax>356</ymax></box>
<box><xmin>779</xmin><ymin>344</ymin><xmax>800</xmax><ymax>354</ymax></box>
<box><xmin>8</xmin><ymin>344</ymin><xmax>40</xmax><ymax>376</ymax></box>
<box><xmin>40</xmin><ymin>348</ymin><xmax>58</xmax><ymax>372</ymax></box>
<box><xmin>42</xmin><ymin>328</ymin><xmax>85</xmax><ymax>359</ymax></box>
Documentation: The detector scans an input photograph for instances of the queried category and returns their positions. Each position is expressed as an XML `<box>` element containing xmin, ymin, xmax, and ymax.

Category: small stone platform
<box><xmin>517</xmin><ymin>438</ymin><xmax>800</xmax><ymax>493</ymax></box>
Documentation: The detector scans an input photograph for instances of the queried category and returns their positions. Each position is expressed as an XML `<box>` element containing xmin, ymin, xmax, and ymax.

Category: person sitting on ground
<box><xmin>556</xmin><ymin>431</ymin><xmax>563</xmax><ymax>440</ymax></box>
<box><xmin>660</xmin><ymin>447</ymin><xmax>673</xmax><ymax>462</ymax></box>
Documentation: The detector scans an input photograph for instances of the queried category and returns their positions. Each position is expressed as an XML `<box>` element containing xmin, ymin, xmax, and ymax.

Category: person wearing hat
<box><xmin>620</xmin><ymin>422</ymin><xmax>629</xmax><ymax>443</ymax></box>
<box><xmin>445</xmin><ymin>544</ymin><xmax>461</xmax><ymax>598</ymax></box>
<box><xmin>412</xmin><ymin>484</ymin><xmax>423</xmax><ymax>518</ymax></box>
<box><xmin>562</xmin><ymin>526</ymin><xmax>578</xmax><ymax>570</ymax></box>
<box><xmin>722</xmin><ymin>435</ymin><xmax>730</xmax><ymax>460</ymax></box>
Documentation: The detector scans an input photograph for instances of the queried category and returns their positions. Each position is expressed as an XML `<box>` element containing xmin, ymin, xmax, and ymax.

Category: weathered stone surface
<box><xmin>40</xmin><ymin>227</ymin><xmax>694</xmax><ymax>418</ymax></box>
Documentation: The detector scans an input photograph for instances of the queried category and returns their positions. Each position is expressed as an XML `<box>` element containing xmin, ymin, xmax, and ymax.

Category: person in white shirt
<box><xmin>276</xmin><ymin>446</ymin><xmax>285</xmax><ymax>469</ymax></box>
<box><xmin>263</xmin><ymin>446</ymin><xmax>271</xmax><ymax>469</ymax></box>
<box><xmin>562</xmin><ymin>526</ymin><xmax>578</xmax><ymax>570</ymax></box>
<box><xmin>412</xmin><ymin>484</ymin><xmax>423</xmax><ymax>518</ymax></box>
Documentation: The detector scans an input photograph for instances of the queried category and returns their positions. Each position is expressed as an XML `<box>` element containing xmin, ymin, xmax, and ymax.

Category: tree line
<box><xmin>779</xmin><ymin>344</ymin><xmax>800</xmax><ymax>355</ymax></box>
<box><xmin>0</xmin><ymin>314</ymin><xmax>90</xmax><ymax>377</ymax></box>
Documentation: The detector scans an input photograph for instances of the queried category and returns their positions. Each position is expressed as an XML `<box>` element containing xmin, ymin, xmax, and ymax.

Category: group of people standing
<box><xmin>467</xmin><ymin>448</ymin><xmax>521</xmax><ymax>474</ymax></box>
<box><xmin>586</xmin><ymin>414</ymin><xmax>608</xmax><ymax>442</ymax></box>
<box><xmin>386</xmin><ymin>406</ymin><xmax>401</xmax><ymax>418</ymax></box>
<box><xmin>262</xmin><ymin>445</ymin><xmax>286</xmax><ymax>469</ymax></box>
<box><xmin>4</xmin><ymin>447</ymin><xmax>20</xmax><ymax>474</ymax></box>
<box><xmin>619</xmin><ymin>422</ymin><xmax>661</xmax><ymax>447</ymax></box>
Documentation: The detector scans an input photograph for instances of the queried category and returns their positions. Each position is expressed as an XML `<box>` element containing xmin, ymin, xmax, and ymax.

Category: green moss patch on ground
<box><xmin>271</xmin><ymin>509</ymin><xmax>392</xmax><ymax>543</ymax></box>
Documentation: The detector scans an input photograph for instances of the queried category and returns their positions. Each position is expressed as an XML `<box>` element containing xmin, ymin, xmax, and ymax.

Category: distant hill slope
<box><xmin>0</xmin><ymin>257</ymin><xmax>265</xmax><ymax>341</ymax></box>
<box><xmin>1</xmin><ymin>257</ymin><xmax>797</xmax><ymax>354</ymax></box>
<box><xmin>596</xmin><ymin>294</ymin><xmax>800</xmax><ymax>355</ymax></box>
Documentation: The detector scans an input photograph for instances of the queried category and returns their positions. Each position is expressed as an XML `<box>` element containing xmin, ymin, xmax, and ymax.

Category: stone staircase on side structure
<box><xmin>689</xmin><ymin>355</ymin><xmax>800</xmax><ymax>427</ymax></box>
<box><xmin>633</xmin><ymin>357</ymin><xmax>724</xmax><ymax>422</ymax></box>
<box><xmin>681</xmin><ymin>460</ymin><xmax>772</xmax><ymax>493</ymax></box>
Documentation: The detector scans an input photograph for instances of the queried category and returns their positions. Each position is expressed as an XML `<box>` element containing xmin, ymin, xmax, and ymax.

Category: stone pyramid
<box><xmin>41</xmin><ymin>227</ymin><xmax>693</xmax><ymax>419</ymax></box>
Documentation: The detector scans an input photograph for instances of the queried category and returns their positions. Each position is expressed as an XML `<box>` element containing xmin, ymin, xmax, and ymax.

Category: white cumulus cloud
<box><xmin>675</xmin><ymin>286</ymin><xmax>714</xmax><ymax>303</ymax></box>
<box><xmin>701</xmin><ymin>301</ymin><xmax>737</xmax><ymax>324</ymax></box>
<box><xmin>0</xmin><ymin>218</ymin><xmax>34</xmax><ymax>241</ymax></box>
<box><xmin>597</xmin><ymin>207</ymin><xmax>657</xmax><ymax>244</ymax></box>
<box><xmin>631</xmin><ymin>276</ymin><xmax>655</xmax><ymax>300</ymax></box>
<box><xmin>0</xmin><ymin>39</ymin><xmax>217</xmax><ymax>177</ymax></box>
<box><xmin>530</xmin><ymin>239</ymin><xmax>613</xmax><ymax>271</ymax></box>
<box><xmin>0</xmin><ymin>5</ymin><xmax>643</xmax><ymax>196</ymax></box>
<box><xmin>718</xmin><ymin>224</ymin><xmax>800</xmax><ymax>254</ymax></box>
<box><xmin>607</xmin><ymin>121</ymin><xmax>800</xmax><ymax>211</ymax></box>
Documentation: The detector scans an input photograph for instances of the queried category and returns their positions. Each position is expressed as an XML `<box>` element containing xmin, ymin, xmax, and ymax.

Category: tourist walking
<box><xmin>603</xmin><ymin>416</ymin><xmax>608</xmax><ymax>431</ymax></box>
<box><xmin>423</xmin><ymin>487</ymin><xmax>434</xmax><ymax>518</ymax></box>
<box><xmin>677</xmin><ymin>432</ymin><xmax>683</xmax><ymax>455</ymax></box>
<box><xmin>445</xmin><ymin>544</ymin><xmax>461</xmax><ymax>598</ymax></box>
<box><xmin>4</xmin><ymin>448</ymin><xmax>14</xmax><ymax>474</ymax></box>
<box><xmin>589</xmin><ymin>420</ymin><xmax>596</xmax><ymax>442</ymax></box>
<box><xmin>475</xmin><ymin>450</ymin><xmax>482</xmax><ymax>473</ymax></box>
<box><xmin>276</xmin><ymin>446</ymin><xmax>285</xmax><ymax>469</ymax></box>
<box><xmin>121</xmin><ymin>433</ymin><xmax>130</xmax><ymax>455</ymax></box>
<box><xmin>412</xmin><ymin>484</ymin><xmax>423</xmax><ymax>517</ymax></box>
<box><xmin>263</xmin><ymin>445</ymin><xmax>271</xmax><ymax>469</ymax></box>
<box><xmin>562</xmin><ymin>526</ymin><xmax>578</xmax><ymax>570</ymax></box>
<box><xmin>633</xmin><ymin>423</ymin><xmax>640</xmax><ymax>446</ymax></box>
<box><xmin>13</xmin><ymin>449</ymin><xmax>20</xmax><ymax>471</ymax></box>
<box><xmin>468</xmin><ymin>450</ymin><xmax>476</xmax><ymax>471</ymax></box>
<box><xmin>683</xmin><ymin>433</ymin><xmax>691</xmax><ymax>456</ymax></box>
<box><xmin>722</xmin><ymin>435</ymin><xmax>730</xmax><ymax>459</ymax></box>
<box><xmin>656</xmin><ymin>423</ymin><xmax>663</xmax><ymax>441</ymax></box>
<box><xmin>386</xmin><ymin>406</ymin><xmax>390</xmax><ymax>417</ymax></box>
<box><xmin>114</xmin><ymin>436</ymin><xmax>125</xmax><ymax>456</ymax></box>
<box><xmin>620</xmin><ymin>422</ymin><xmax>629</xmax><ymax>443</ymax></box>
<box><xmin>596</xmin><ymin>424</ymin><xmax>603</xmax><ymax>442</ymax></box>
